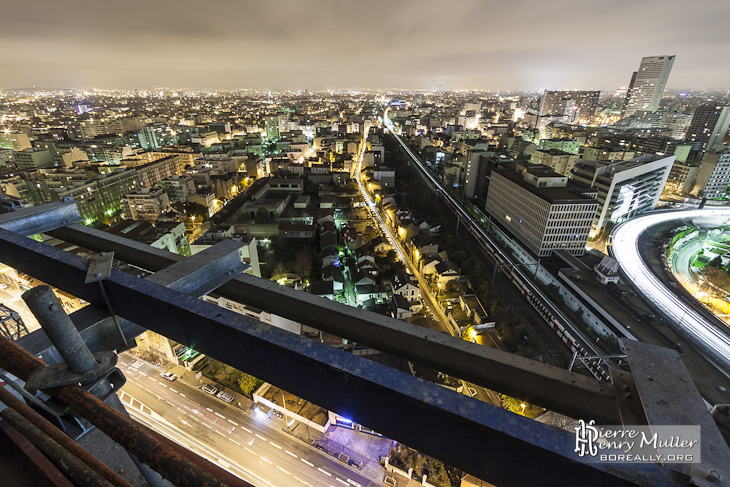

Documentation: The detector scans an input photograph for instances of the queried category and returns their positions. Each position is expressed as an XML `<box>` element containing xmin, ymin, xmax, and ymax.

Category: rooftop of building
<box><xmin>492</xmin><ymin>164</ymin><xmax>598</xmax><ymax>205</ymax></box>
<box><xmin>534</xmin><ymin>148</ymin><xmax>574</xmax><ymax>156</ymax></box>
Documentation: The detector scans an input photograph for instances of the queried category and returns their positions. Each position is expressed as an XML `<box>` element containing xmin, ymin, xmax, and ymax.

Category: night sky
<box><xmin>2</xmin><ymin>0</ymin><xmax>729</xmax><ymax>91</ymax></box>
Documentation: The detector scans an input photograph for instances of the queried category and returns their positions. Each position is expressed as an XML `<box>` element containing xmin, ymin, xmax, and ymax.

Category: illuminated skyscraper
<box><xmin>684</xmin><ymin>105</ymin><xmax>730</xmax><ymax>150</ymax></box>
<box><xmin>621</xmin><ymin>55</ymin><xmax>675</xmax><ymax>118</ymax></box>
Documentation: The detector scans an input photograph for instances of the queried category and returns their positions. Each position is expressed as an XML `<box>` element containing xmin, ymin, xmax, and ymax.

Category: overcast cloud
<box><xmin>1</xmin><ymin>0</ymin><xmax>728</xmax><ymax>91</ymax></box>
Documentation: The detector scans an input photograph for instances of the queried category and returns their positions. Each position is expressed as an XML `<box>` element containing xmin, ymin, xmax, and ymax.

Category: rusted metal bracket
<box><xmin>25</xmin><ymin>351</ymin><xmax>125</xmax><ymax>401</ymax></box>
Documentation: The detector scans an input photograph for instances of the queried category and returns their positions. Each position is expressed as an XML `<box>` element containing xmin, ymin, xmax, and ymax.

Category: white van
<box><xmin>216</xmin><ymin>390</ymin><xmax>234</xmax><ymax>403</ymax></box>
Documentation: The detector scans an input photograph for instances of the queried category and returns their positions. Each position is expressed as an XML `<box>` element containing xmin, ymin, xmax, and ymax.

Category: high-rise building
<box><xmin>569</xmin><ymin>155</ymin><xmax>675</xmax><ymax>233</ymax></box>
<box><xmin>691</xmin><ymin>151</ymin><xmax>730</xmax><ymax>200</ymax></box>
<box><xmin>621</xmin><ymin>55</ymin><xmax>675</xmax><ymax>118</ymax></box>
<box><xmin>485</xmin><ymin>164</ymin><xmax>598</xmax><ymax>257</ymax></box>
<box><xmin>684</xmin><ymin>105</ymin><xmax>730</xmax><ymax>151</ymax></box>
<box><xmin>265</xmin><ymin>116</ymin><xmax>280</xmax><ymax>140</ymax></box>
<box><xmin>538</xmin><ymin>90</ymin><xmax>600</xmax><ymax>124</ymax></box>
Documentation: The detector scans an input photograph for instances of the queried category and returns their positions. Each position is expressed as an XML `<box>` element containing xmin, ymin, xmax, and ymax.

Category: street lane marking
<box><xmin>230</xmin><ymin>439</ymin><xmax>240</xmax><ymax>446</ymax></box>
<box><xmin>206</xmin><ymin>407</ymin><xmax>213</xmax><ymax>412</ymax></box>
<box><xmin>301</xmin><ymin>459</ymin><xmax>314</xmax><ymax>467</ymax></box>
<box><xmin>180</xmin><ymin>394</ymin><xmax>185</xmax><ymax>398</ymax></box>
<box><xmin>214</xmin><ymin>412</ymin><xmax>225</xmax><ymax>419</ymax></box>
<box><xmin>276</xmin><ymin>466</ymin><xmax>291</xmax><ymax>475</ymax></box>
<box><xmin>318</xmin><ymin>468</ymin><xmax>332</xmax><ymax>477</ymax></box>
<box><xmin>260</xmin><ymin>456</ymin><xmax>272</xmax><ymax>464</ymax></box>
<box><xmin>293</xmin><ymin>476</ymin><xmax>306</xmax><ymax>485</ymax></box>
<box><xmin>269</xmin><ymin>442</ymin><xmax>282</xmax><ymax>449</ymax></box>
<box><xmin>227</xmin><ymin>419</ymin><xmax>239</xmax><ymax>426</ymax></box>
<box><xmin>169</xmin><ymin>388</ymin><xmax>177</xmax><ymax>393</ymax></box>
<box><xmin>215</xmin><ymin>431</ymin><xmax>226</xmax><ymax>437</ymax></box>
<box><xmin>203</xmin><ymin>423</ymin><xmax>212</xmax><ymax>429</ymax></box>
<box><xmin>255</xmin><ymin>434</ymin><xmax>266</xmax><ymax>440</ymax></box>
<box><xmin>150</xmin><ymin>378</ymin><xmax>157</xmax><ymax>382</ymax></box>
<box><xmin>240</xmin><ymin>426</ymin><xmax>252</xmax><ymax>433</ymax></box>
<box><xmin>244</xmin><ymin>447</ymin><xmax>255</xmax><ymax>455</ymax></box>
<box><xmin>347</xmin><ymin>480</ymin><xmax>361</xmax><ymax>487</ymax></box>
<box><xmin>165</xmin><ymin>401</ymin><xmax>173</xmax><ymax>406</ymax></box>
<box><xmin>285</xmin><ymin>450</ymin><xmax>297</xmax><ymax>458</ymax></box>
<box><xmin>191</xmin><ymin>416</ymin><xmax>199</xmax><ymax>422</ymax></box>
<box><xmin>336</xmin><ymin>479</ymin><xmax>348</xmax><ymax>486</ymax></box>
<box><xmin>139</xmin><ymin>372</ymin><xmax>147</xmax><ymax>376</ymax></box>
<box><xmin>159</xmin><ymin>383</ymin><xmax>167</xmax><ymax>387</ymax></box>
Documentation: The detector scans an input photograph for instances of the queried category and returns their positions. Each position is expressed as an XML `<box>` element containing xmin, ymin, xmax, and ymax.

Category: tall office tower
<box><xmin>265</xmin><ymin>116</ymin><xmax>280</xmax><ymax>140</ymax></box>
<box><xmin>538</xmin><ymin>90</ymin><xmax>600</xmax><ymax>124</ymax></box>
<box><xmin>621</xmin><ymin>55</ymin><xmax>675</xmax><ymax>118</ymax></box>
<box><xmin>684</xmin><ymin>105</ymin><xmax>730</xmax><ymax>150</ymax></box>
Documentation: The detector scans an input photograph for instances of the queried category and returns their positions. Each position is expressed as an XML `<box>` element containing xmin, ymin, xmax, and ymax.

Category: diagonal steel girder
<box><xmin>0</xmin><ymin>226</ymin><xmax>687</xmax><ymax>487</ymax></box>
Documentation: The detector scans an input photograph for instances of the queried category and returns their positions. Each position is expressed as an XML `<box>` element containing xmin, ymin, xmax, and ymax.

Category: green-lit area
<box><xmin>179</xmin><ymin>348</ymin><xmax>199</xmax><ymax>362</ymax></box>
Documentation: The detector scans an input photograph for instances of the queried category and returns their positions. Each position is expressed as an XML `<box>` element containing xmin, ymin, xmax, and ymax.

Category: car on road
<box><xmin>159</xmin><ymin>371</ymin><xmax>177</xmax><ymax>382</ymax></box>
<box><xmin>216</xmin><ymin>390</ymin><xmax>234</xmax><ymax>403</ymax></box>
<box><xmin>202</xmin><ymin>383</ymin><xmax>218</xmax><ymax>395</ymax></box>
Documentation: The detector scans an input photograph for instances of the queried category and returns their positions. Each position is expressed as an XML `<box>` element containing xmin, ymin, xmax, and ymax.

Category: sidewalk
<box><xmin>162</xmin><ymin>361</ymin><xmax>414</xmax><ymax>486</ymax></box>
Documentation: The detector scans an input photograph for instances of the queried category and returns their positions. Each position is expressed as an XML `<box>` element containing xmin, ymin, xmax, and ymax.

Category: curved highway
<box><xmin>611</xmin><ymin>209</ymin><xmax>730</xmax><ymax>371</ymax></box>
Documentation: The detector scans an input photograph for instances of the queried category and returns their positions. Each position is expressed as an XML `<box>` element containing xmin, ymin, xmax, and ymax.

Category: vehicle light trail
<box><xmin>611</xmin><ymin>209</ymin><xmax>730</xmax><ymax>371</ymax></box>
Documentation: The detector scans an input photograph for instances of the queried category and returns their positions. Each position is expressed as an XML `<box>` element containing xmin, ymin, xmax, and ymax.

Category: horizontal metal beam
<box><xmin>146</xmin><ymin>239</ymin><xmax>247</xmax><ymax>296</ymax></box>
<box><xmin>47</xmin><ymin>223</ymin><xmax>621</xmax><ymax>424</ymax></box>
<box><xmin>0</xmin><ymin>226</ymin><xmax>683</xmax><ymax>487</ymax></box>
<box><xmin>16</xmin><ymin>239</ymin><xmax>248</xmax><ymax>363</ymax></box>
<box><xmin>0</xmin><ymin>201</ymin><xmax>81</xmax><ymax>236</ymax></box>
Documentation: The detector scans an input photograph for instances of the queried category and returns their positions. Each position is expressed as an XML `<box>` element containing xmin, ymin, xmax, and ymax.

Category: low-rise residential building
<box><xmin>664</xmin><ymin>162</ymin><xmax>700</xmax><ymax>196</ymax></box>
<box><xmin>154</xmin><ymin>174</ymin><xmax>196</xmax><ymax>202</ymax></box>
<box><xmin>124</xmin><ymin>188</ymin><xmax>171</xmax><ymax>222</ymax></box>
<box><xmin>434</xmin><ymin>260</ymin><xmax>461</xmax><ymax>287</ymax></box>
<box><xmin>529</xmin><ymin>149</ymin><xmax>577</xmax><ymax>176</ymax></box>
<box><xmin>582</xmin><ymin>146</ymin><xmax>636</xmax><ymax>162</ymax></box>
<box><xmin>388</xmin><ymin>271</ymin><xmax>420</xmax><ymax>303</ymax></box>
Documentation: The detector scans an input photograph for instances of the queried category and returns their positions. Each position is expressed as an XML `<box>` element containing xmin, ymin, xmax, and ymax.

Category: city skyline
<box><xmin>2</xmin><ymin>0</ymin><xmax>730</xmax><ymax>92</ymax></box>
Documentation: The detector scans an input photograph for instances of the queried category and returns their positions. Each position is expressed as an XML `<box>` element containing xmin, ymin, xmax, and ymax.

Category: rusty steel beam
<box><xmin>0</xmin><ymin>336</ymin><xmax>227</xmax><ymax>487</ymax></box>
<box><xmin>0</xmin><ymin>386</ymin><xmax>134</xmax><ymax>487</ymax></box>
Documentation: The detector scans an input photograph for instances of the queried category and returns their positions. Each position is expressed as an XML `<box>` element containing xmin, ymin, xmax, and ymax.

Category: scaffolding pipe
<box><xmin>0</xmin><ymin>407</ymin><xmax>114</xmax><ymax>487</ymax></box>
<box><xmin>0</xmin><ymin>386</ymin><xmax>134</xmax><ymax>487</ymax></box>
<box><xmin>0</xmin><ymin>335</ymin><xmax>226</xmax><ymax>487</ymax></box>
<box><xmin>22</xmin><ymin>285</ymin><xmax>167</xmax><ymax>487</ymax></box>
